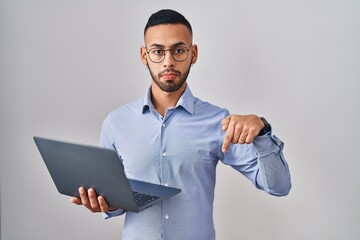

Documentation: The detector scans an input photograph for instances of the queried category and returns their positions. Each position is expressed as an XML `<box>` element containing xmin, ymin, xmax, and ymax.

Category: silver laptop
<box><xmin>33</xmin><ymin>136</ymin><xmax>181</xmax><ymax>212</ymax></box>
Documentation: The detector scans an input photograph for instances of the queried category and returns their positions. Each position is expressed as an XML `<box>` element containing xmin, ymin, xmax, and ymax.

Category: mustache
<box><xmin>158</xmin><ymin>68</ymin><xmax>181</xmax><ymax>77</ymax></box>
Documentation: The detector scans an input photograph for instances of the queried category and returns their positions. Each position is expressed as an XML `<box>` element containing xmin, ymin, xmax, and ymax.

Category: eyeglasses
<box><xmin>146</xmin><ymin>45</ymin><xmax>192</xmax><ymax>63</ymax></box>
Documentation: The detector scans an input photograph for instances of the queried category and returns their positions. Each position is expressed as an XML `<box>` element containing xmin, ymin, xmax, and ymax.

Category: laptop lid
<box><xmin>33</xmin><ymin>136</ymin><xmax>181</xmax><ymax>212</ymax></box>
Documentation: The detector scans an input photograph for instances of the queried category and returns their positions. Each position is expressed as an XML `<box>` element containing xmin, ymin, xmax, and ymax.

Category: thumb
<box><xmin>70</xmin><ymin>197</ymin><xmax>82</xmax><ymax>205</ymax></box>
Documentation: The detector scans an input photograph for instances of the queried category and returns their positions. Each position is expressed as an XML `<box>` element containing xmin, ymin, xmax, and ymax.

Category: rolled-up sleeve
<box><xmin>220</xmin><ymin>132</ymin><xmax>291</xmax><ymax>196</ymax></box>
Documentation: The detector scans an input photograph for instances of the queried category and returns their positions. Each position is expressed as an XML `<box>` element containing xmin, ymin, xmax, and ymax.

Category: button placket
<box><xmin>159</xmin><ymin>117</ymin><xmax>168</xmax><ymax>190</ymax></box>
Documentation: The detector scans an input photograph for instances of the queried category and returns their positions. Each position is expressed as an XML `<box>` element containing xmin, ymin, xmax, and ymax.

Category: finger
<box><xmin>98</xmin><ymin>196</ymin><xmax>109</xmax><ymax>212</ymax></box>
<box><xmin>221</xmin><ymin>115</ymin><xmax>231</xmax><ymax>131</ymax></box>
<box><xmin>70</xmin><ymin>197</ymin><xmax>82</xmax><ymax>205</ymax></box>
<box><xmin>79</xmin><ymin>187</ymin><xmax>90</xmax><ymax>207</ymax></box>
<box><xmin>238</xmin><ymin>128</ymin><xmax>248</xmax><ymax>144</ymax></box>
<box><xmin>222</xmin><ymin>123</ymin><xmax>235</xmax><ymax>153</ymax></box>
<box><xmin>232</xmin><ymin>124</ymin><xmax>243</xmax><ymax>144</ymax></box>
<box><xmin>245</xmin><ymin>134</ymin><xmax>255</xmax><ymax>144</ymax></box>
<box><xmin>245</xmin><ymin>127</ymin><xmax>258</xmax><ymax>144</ymax></box>
<box><xmin>88</xmin><ymin>188</ymin><xmax>100</xmax><ymax>211</ymax></box>
<box><xmin>238</xmin><ymin>137</ymin><xmax>246</xmax><ymax>144</ymax></box>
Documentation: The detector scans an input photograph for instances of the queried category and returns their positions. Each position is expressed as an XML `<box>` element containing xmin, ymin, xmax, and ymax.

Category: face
<box><xmin>141</xmin><ymin>24</ymin><xmax>198</xmax><ymax>93</ymax></box>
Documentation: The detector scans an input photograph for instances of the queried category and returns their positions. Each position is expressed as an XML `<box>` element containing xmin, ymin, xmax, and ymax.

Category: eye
<box><xmin>151</xmin><ymin>49</ymin><xmax>164</xmax><ymax>55</ymax></box>
<box><xmin>173</xmin><ymin>48</ymin><xmax>186</xmax><ymax>54</ymax></box>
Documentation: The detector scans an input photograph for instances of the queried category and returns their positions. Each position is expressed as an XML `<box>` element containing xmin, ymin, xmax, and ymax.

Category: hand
<box><xmin>70</xmin><ymin>187</ymin><xmax>116</xmax><ymax>213</ymax></box>
<box><xmin>221</xmin><ymin>114</ymin><xmax>265</xmax><ymax>153</ymax></box>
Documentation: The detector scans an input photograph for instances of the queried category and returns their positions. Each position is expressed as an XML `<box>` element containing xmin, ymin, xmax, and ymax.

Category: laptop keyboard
<box><xmin>132</xmin><ymin>191</ymin><xmax>160</xmax><ymax>207</ymax></box>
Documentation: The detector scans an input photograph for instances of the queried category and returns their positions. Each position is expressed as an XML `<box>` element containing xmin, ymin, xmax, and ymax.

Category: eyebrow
<box><xmin>148</xmin><ymin>42</ymin><xmax>190</xmax><ymax>49</ymax></box>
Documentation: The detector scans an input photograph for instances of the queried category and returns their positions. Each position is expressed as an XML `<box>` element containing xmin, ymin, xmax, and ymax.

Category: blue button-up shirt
<box><xmin>101</xmin><ymin>85</ymin><xmax>291</xmax><ymax>240</ymax></box>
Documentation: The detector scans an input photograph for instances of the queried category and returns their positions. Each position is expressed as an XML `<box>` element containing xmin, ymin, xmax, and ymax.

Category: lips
<box><xmin>161</xmin><ymin>72</ymin><xmax>178</xmax><ymax>81</ymax></box>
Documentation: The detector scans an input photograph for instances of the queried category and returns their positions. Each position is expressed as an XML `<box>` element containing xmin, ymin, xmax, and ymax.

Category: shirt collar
<box><xmin>142</xmin><ymin>85</ymin><xmax>195</xmax><ymax>115</ymax></box>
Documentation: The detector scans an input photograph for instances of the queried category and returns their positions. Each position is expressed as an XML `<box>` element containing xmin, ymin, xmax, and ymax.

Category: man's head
<box><xmin>144</xmin><ymin>9</ymin><xmax>193</xmax><ymax>39</ymax></box>
<box><xmin>141</xmin><ymin>9</ymin><xmax>198</xmax><ymax>93</ymax></box>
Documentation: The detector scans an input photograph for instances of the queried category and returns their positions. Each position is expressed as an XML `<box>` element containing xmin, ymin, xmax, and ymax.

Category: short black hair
<box><xmin>144</xmin><ymin>9</ymin><xmax>192</xmax><ymax>36</ymax></box>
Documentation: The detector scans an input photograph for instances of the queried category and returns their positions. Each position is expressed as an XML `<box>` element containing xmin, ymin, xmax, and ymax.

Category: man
<box><xmin>71</xmin><ymin>9</ymin><xmax>291</xmax><ymax>240</ymax></box>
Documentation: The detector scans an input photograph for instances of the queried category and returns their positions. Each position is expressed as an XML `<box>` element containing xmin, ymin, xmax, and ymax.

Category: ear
<box><xmin>190</xmin><ymin>44</ymin><xmax>198</xmax><ymax>64</ymax></box>
<box><xmin>140</xmin><ymin>46</ymin><xmax>148</xmax><ymax>67</ymax></box>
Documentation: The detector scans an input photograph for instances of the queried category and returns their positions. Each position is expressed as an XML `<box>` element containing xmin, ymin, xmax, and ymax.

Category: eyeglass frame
<box><xmin>145</xmin><ymin>44</ymin><xmax>193</xmax><ymax>63</ymax></box>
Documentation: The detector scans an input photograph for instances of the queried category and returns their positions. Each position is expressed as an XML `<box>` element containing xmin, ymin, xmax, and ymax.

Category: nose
<box><xmin>163</xmin><ymin>50</ymin><xmax>175</xmax><ymax>68</ymax></box>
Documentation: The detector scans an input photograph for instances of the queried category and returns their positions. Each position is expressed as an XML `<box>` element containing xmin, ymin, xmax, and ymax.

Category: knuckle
<box><xmin>248</xmin><ymin>127</ymin><xmax>257</xmax><ymax>134</ymax></box>
<box><xmin>228</xmin><ymin>119</ymin><xmax>235</xmax><ymax>126</ymax></box>
<box><xmin>234</xmin><ymin>124</ymin><xmax>241</xmax><ymax>130</ymax></box>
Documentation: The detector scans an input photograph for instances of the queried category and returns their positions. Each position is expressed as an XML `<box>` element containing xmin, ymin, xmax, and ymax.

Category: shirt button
<box><xmin>162</xmin><ymin>152</ymin><xmax>166</xmax><ymax>157</ymax></box>
<box><xmin>164</xmin><ymin>182</ymin><xmax>168</xmax><ymax>187</ymax></box>
<box><xmin>165</xmin><ymin>214</ymin><xmax>169</xmax><ymax>220</ymax></box>
<box><xmin>162</xmin><ymin>123</ymin><xmax>166</xmax><ymax>128</ymax></box>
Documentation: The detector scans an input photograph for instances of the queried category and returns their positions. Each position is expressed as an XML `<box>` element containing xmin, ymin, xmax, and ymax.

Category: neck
<box><xmin>151</xmin><ymin>82</ymin><xmax>187</xmax><ymax>117</ymax></box>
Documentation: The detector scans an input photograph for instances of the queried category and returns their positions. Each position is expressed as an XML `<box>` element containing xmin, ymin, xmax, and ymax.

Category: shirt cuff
<box><xmin>252</xmin><ymin>133</ymin><xmax>284</xmax><ymax>157</ymax></box>
<box><xmin>102</xmin><ymin>209</ymin><xmax>126</xmax><ymax>219</ymax></box>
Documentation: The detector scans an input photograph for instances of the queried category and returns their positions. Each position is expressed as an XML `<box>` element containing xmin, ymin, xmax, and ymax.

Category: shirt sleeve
<box><xmin>100</xmin><ymin>113</ymin><xmax>115</xmax><ymax>149</ymax></box>
<box><xmin>99</xmin><ymin>114</ymin><xmax>127</xmax><ymax>219</ymax></box>
<box><xmin>219</xmin><ymin>129</ymin><xmax>292</xmax><ymax>196</ymax></box>
<box><xmin>102</xmin><ymin>209</ymin><xmax>126</xmax><ymax>219</ymax></box>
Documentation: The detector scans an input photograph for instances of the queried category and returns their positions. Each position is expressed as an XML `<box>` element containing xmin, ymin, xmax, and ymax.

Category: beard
<box><xmin>148</xmin><ymin>63</ymin><xmax>191</xmax><ymax>92</ymax></box>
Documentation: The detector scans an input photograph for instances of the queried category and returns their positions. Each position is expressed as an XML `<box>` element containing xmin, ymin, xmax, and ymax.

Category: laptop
<box><xmin>33</xmin><ymin>136</ymin><xmax>181</xmax><ymax>212</ymax></box>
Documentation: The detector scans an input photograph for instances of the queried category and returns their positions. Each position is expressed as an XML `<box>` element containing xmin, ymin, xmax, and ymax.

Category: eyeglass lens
<box><xmin>148</xmin><ymin>46</ymin><xmax>190</xmax><ymax>63</ymax></box>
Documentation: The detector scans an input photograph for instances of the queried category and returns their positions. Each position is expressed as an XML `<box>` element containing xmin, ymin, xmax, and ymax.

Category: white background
<box><xmin>1</xmin><ymin>0</ymin><xmax>359</xmax><ymax>239</ymax></box>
